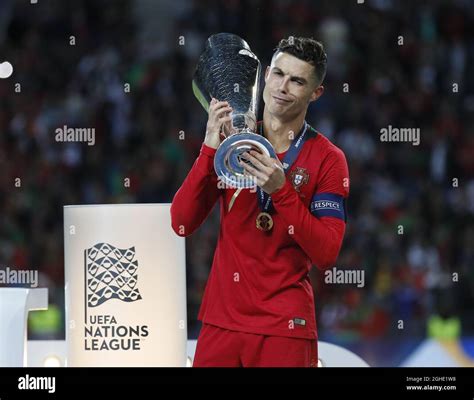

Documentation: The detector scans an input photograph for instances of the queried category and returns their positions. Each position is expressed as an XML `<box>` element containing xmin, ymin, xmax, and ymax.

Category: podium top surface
<box><xmin>64</xmin><ymin>203</ymin><xmax>171</xmax><ymax>208</ymax></box>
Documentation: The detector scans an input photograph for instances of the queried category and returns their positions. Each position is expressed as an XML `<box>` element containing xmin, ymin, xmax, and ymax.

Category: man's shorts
<box><xmin>193</xmin><ymin>323</ymin><xmax>318</xmax><ymax>367</ymax></box>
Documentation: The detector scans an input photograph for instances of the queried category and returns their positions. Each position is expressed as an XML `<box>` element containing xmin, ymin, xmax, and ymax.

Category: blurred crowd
<box><xmin>0</xmin><ymin>0</ymin><xmax>473</xmax><ymax>342</ymax></box>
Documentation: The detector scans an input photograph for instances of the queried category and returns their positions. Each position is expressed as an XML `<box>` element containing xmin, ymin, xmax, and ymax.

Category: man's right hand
<box><xmin>204</xmin><ymin>98</ymin><xmax>233</xmax><ymax>149</ymax></box>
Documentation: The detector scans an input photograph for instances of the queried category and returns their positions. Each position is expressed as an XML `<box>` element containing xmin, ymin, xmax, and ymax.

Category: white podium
<box><xmin>0</xmin><ymin>288</ymin><xmax>48</xmax><ymax>367</ymax></box>
<box><xmin>64</xmin><ymin>204</ymin><xmax>187</xmax><ymax>366</ymax></box>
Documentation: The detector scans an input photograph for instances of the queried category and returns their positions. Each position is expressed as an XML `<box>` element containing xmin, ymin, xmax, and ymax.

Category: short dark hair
<box><xmin>273</xmin><ymin>36</ymin><xmax>327</xmax><ymax>86</ymax></box>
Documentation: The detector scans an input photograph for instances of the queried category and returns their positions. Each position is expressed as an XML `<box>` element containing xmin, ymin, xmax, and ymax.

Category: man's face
<box><xmin>262</xmin><ymin>52</ymin><xmax>324</xmax><ymax>121</ymax></box>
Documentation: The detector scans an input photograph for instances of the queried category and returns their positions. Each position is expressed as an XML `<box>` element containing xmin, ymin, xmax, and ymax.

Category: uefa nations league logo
<box><xmin>85</xmin><ymin>243</ymin><xmax>142</xmax><ymax>309</ymax></box>
<box><xmin>83</xmin><ymin>243</ymin><xmax>149</xmax><ymax>351</ymax></box>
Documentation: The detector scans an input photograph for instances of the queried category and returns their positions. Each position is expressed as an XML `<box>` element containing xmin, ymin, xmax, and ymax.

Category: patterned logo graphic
<box><xmin>85</xmin><ymin>243</ymin><xmax>142</xmax><ymax>308</ymax></box>
<box><xmin>289</xmin><ymin>167</ymin><xmax>310</xmax><ymax>192</ymax></box>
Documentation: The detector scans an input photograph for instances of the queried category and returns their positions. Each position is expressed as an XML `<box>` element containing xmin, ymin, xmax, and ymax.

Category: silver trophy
<box><xmin>193</xmin><ymin>32</ymin><xmax>276</xmax><ymax>188</ymax></box>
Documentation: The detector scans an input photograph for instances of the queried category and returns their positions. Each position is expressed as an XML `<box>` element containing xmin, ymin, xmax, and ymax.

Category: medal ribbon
<box><xmin>256</xmin><ymin>121</ymin><xmax>316</xmax><ymax>213</ymax></box>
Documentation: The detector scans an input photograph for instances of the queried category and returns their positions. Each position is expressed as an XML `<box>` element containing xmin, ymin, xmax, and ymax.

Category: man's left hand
<box><xmin>239</xmin><ymin>150</ymin><xmax>286</xmax><ymax>194</ymax></box>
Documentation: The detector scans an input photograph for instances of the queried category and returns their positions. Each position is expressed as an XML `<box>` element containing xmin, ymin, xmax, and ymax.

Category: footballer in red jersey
<box><xmin>171</xmin><ymin>37</ymin><xmax>349</xmax><ymax>367</ymax></box>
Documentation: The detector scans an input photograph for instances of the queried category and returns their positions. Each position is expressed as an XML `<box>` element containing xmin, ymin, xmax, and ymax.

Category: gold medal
<box><xmin>256</xmin><ymin>212</ymin><xmax>273</xmax><ymax>231</ymax></box>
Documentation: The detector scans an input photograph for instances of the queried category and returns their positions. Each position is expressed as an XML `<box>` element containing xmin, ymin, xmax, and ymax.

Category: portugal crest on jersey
<box><xmin>289</xmin><ymin>167</ymin><xmax>309</xmax><ymax>192</ymax></box>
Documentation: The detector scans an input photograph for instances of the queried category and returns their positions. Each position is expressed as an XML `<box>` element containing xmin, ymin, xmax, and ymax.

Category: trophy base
<box><xmin>214</xmin><ymin>132</ymin><xmax>277</xmax><ymax>189</ymax></box>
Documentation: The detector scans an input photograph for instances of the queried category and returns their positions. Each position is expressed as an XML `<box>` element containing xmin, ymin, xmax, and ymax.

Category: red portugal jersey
<box><xmin>171</xmin><ymin>121</ymin><xmax>350</xmax><ymax>339</ymax></box>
